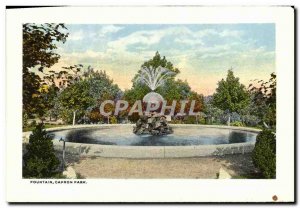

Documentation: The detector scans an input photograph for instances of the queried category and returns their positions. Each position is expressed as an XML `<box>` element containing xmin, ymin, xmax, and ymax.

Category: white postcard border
<box><xmin>6</xmin><ymin>6</ymin><xmax>294</xmax><ymax>202</ymax></box>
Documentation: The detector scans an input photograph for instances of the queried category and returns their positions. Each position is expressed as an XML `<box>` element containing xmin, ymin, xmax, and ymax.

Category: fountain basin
<box><xmin>49</xmin><ymin>124</ymin><xmax>257</xmax><ymax>146</ymax></box>
<box><xmin>21</xmin><ymin>124</ymin><xmax>260</xmax><ymax>158</ymax></box>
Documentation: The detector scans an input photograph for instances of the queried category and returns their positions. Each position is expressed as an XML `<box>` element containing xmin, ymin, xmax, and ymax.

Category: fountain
<box><xmin>133</xmin><ymin>113</ymin><xmax>173</xmax><ymax>135</ymax></box>
<box><xmin>44</xmin><ymin>67</ymin><xmax>259</xmax><ymax>158</ymax></box>
<box><xmin>133</xmin><ymin>66</ymin><xmax>175</xmax><ymax>135</ymax></box>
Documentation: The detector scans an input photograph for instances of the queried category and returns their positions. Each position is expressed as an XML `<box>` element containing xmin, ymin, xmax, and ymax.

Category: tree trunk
<box><xmin>73</xmin><ymin>111</ymin><xmax>76</xmax><ymax>126</ymax></box>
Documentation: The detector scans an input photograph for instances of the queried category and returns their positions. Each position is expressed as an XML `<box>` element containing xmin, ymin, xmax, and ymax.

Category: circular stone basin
<box><xmin>49</xmin><ymin>125</ymin><xmax>257</xmax><ymax>146</ymax></box>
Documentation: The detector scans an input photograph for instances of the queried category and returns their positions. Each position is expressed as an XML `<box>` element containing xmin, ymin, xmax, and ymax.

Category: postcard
<box><xmin>6</xmin><ymin>6</ymin><xmax>295</xmax><ymax>203</ymax></box>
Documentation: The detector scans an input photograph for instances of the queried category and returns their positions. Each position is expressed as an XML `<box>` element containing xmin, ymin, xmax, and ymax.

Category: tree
<box><xmin>248</xmin><ymin>73</ymin><xmax>276</xmax><ymax>129</ymax></box>
<box><xmin>23</xmin><ymin>71</ymin><xmax>43</xmax><ymax>116</ymax></box>
<box><xmin>141</xmin><ymin>51</ymin><xmax>180</xmax><ymax>74</ymax></box>
<box><xmin>131</xmin><ymin>52</ymin><xmax>179</xmax><ymax>89</ymax></box>
<box><xmin>23</xmin><ymin>23</ymin><xmax>68</xmax><ymax>71</ymax></box>
<box><xmin>212</xmin><ymin>69</ymin><xmax>250</xmax><ymax>113</ymax></box>
<box><xmin>124</xmin><ymin>52</ymin><xmax>205</xmax><ymax>120</ymax></box>
<box><xmin>57</xmin><ymin>69</ymin><xmax>121</xmax><ymax>125</ymax></box>
<box><xmin>86</xmin><ymin>70</ymin><xmax>122</xmax><ymax>124</ymax></box>
<box><xmin>124</xmin><ymin>85</ymin><xmax>150</xmax><ymax>105</ymax></box>
<box><xmin>204</xmin><ymin>104</ymin><xmax>224</xmax><ymax>124</ymax></box>
<box><xmin>23</xmin><ymin>124</ymin><xmax>60</xmax><ymax>178</ymax></box>
<box><xmin>187</xmin><ymin>91</ymin><xmax>205</xmax><ymax>113</ymax></box>
<box><xmin>43</xmin><ymin>85</ymin><xmax>60</xmax><ymax>121</ymax></box>
<box><xmin>23</xmin><ymin>23</ymin><xmax>69</xmax><ymax>117</ymax></box>
<box><xmin>57</xmin><ymin>80</ymin><xmax>95</xmax><ymax>125</ymax></box>
<box><xmin>157</xmin><ymin>79</ymin><xmax>204</xmax><ymax>115</ymax></box>
<box><xmin>88</xmin><ymin>70</ymin><xmax>122</xmax><ymax>104</ymax></box>
<box><xmin>157</xmin><ymin>79</ymin><xmax>191</xmax><ymax>101</ymax></box>
<box><xmin>126</xmin><ymin>51</ymin><xmax>182</xmax><ymax>103</ymax></box>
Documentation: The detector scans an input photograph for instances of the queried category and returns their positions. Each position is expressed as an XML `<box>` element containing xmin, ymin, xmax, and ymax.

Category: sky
<box><xmin>51</xmin><ymin>24</ymin><xmax>275</xmax><ymax>95</ymax></box>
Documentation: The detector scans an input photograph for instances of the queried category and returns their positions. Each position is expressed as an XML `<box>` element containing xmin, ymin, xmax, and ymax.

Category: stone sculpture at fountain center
<box><xmin>133</xmin><ymin>66</ymin><xmax>174</xmax><ymax>135</ymax></box>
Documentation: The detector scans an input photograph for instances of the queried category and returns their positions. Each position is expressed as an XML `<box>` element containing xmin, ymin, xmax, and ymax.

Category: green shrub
<box><xmin>110</xmin><ymin>116</ymin><xmax>118</xmax><ymax>124</ymax></box>
<box><xmin>242</xmin><ymin>114</ymin><xmax>260</xmax><ymax>127</ymax></box>
<box><xmin>231</xmin><ymin>121</ymin><xmax>244</xmax><ymax>127</ymax></box>
<box><xmin>23</xmin><ymin>123</ymin><xmax>60</xmax><ymax>178</ymax></box>
<box><xmin>252</xmin><ymin>129</ymin><xmax>276</xmax><ymax>178</ymax></box>
<box><xmin>199</xmin><ymin>117</ymin><xmax>206</xmax><ymax>124</ymax></box>
<box><xmin>184</xmin><ymin>116</ymin><xmax>196</xmax><ymax>124</ymax></box>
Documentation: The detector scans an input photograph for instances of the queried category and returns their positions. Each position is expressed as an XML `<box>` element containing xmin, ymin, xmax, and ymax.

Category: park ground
<box><xmin>62</xmin><ymin>153</ymin><xmax>260</xmax><ymax>179</ymax></box>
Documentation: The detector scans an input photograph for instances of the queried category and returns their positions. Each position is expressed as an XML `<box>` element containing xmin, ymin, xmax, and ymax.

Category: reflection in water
<box><xmin>50</xmin><ymin>126</ymin><xmax>257</xmax><ymax>146</ymax></box>
<box><xmin>132</xmin><ymin>136</ymin><xmax>168</xmax><ymax>146</ymax></box>
<box><xmin>228</xmin><ymin>132</ymin><xmax>247</xmax><ymax>143</ymax></box>
<box><xmin>66</xmin><ymin>129</ymin><xmax>116</xmax><ymax>145</ymax></box>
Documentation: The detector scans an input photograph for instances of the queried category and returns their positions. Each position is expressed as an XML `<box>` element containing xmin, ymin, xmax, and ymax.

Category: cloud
<box><xmin>66</xmin><ymin>25</ymin><xmax>123</xmax><ymax>43</ymax></box>
<box><xmin>107</xmin><ymin>28</ymin><xmax>165</xmax><ymax>50</ymax></box>
<box><xmin>174</xmin><ymin>37</ymin><xmax>204</xmax><ymax>45</ymax></box>
<box><xmin>107</xmin><ymin>30</ymin><xmax>165</xmax><ymax>51</ymax></box>
<box><xmin>105</xmin><ymin>27</ymin><xmax>245</xmax><ymax>55</ymax></box>
<box><xmin>98</xmin><ymin>25</ymin><xmax>123</xmax><ymax>37</ymax></box>
<box><xmin>219</xmin><ymin>29</ymin><xmax>244</xmax><ymax>38</ymax></box>
<box><xmin>67</xmin><ymin>30</ymin><xmax>84</xmax><ymax>41</ymax></box>
<box><xmin>174</xmin><ymin>28</ymin><xmax>243</xmax><ymax>47</ymax></box>
<box><xmin>50</xmin><ymin>25</ymin><xmax>274</xmax><ymax>95</ymax></box>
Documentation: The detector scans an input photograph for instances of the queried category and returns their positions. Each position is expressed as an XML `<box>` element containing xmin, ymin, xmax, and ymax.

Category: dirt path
<box><xmin>70</xmin><ymin>154</ymin><xmax>259</xmax><ymax>179</ymax></box>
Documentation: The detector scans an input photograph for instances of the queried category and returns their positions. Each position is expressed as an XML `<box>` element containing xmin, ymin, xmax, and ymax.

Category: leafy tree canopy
<box><xmin>58</xmin><ymin>80</ymin><xmax>94</xmax><ymax>111</ymax></box>
<box><xmin>132</xmin><ymin>51</ymin><xmax>180</xmax><ymax>89</ymax></box>
<box><xmin>141</xmin><ymin>51</ymin><xmax>180</xmax><ymax>74</ymax></box>
<box><xmin>126</xmin><ymin>52</ymin><xmax>177</xmax><ymax>103</ymax></box>
<box><xmin>212</xmin><ymin>69</ymin><xmax>250</xmax><ymax>113</ymax></box>
<box><xmin>156</xmin><ymin>79</ymin><xmax>191</xmax><ymax>101</ymax></box>
<box><xmin>23</xmin><ymin>23</ymin><xmax>69</xmax><ymax>117</ymax></box>
<box><xmin>23</xmin><ymin>23</ymin><xmax>68</xmax><ymax>72</ymax></box>
<box><xmin>57</xmin><ymin>69</ymin><xmax>121</xmax><ymax>123</ymax></box>
<box><xmin>124</xmin><ymin>52</ymin><xmax>205</xmax><ymax>117</ymax></box>
<box><xmin>248</xmin><ymin>73</ymin><xmax>276</xmax><ymax>128</ymax></box>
